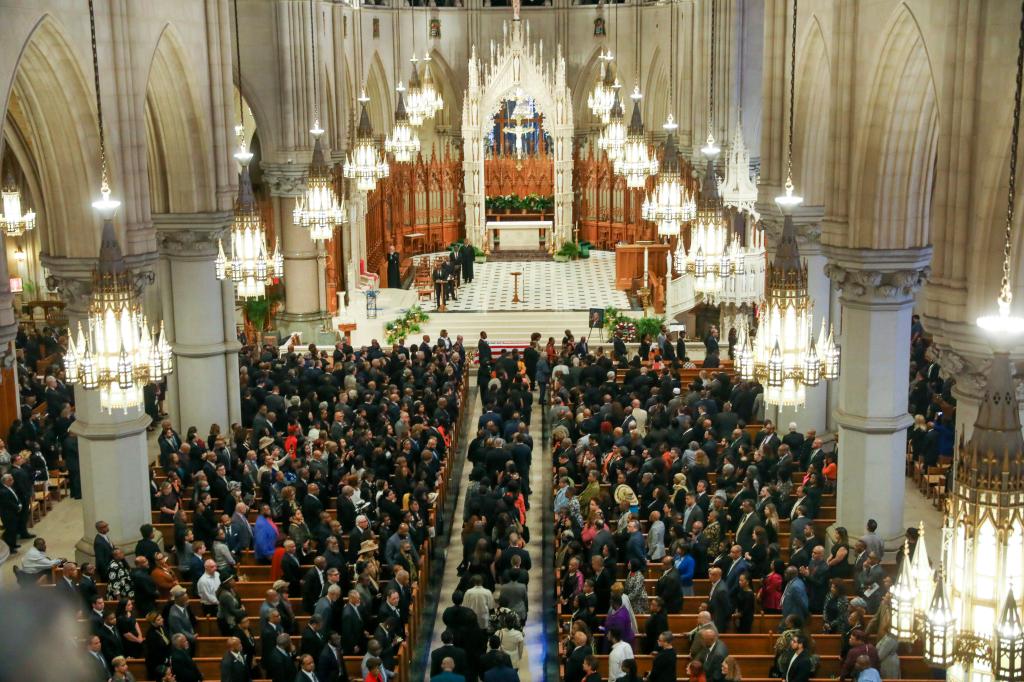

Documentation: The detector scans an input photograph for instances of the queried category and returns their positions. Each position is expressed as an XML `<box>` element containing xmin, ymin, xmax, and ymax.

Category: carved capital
<box><xmin>824</xmin><ymin>261</ymin><xmax>930</xmax><ymax>303</ymax></box>
<box><xmin>260</xmin><ymin>163</ymin><xmax>308</xmax><ymax>197</ymax></box>
<box><xmin>153</xmin><ymin>212</ymin><xmax>232</xmax><ymax>259</ymax></box>
<box><xmin>823</xmin><ymin>245</ymin><xmax>933</xmax><ymax>305</ymax></box>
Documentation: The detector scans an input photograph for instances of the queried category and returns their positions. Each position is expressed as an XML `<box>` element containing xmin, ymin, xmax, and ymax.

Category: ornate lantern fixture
<box><xmin>216</xmin><ymin>161</ymin><xmax>283</xmax><ymax>300</ymax></box>
<box><xmin>419</xmin><ymin>53</ymin><xmax>444</xmax><ymax>119</ymax></box>
<box><xmin>344</xmin><ymin>93</ymin><xmax>390</xmax><ymax>192</ymax></box>
<box><xmin>614</xmin><ymin>86</ymin><xmax>658</xmax><ymax>189</ymax></box>
<box><xmin>683</xmin><ymin>142</ymin><xmax>733</xmax><ymax>296</ymax></box>
<box><xmin>385</xmin><ymin>87</ymin><xmax>421</xmax><ymax>163</ymax></box>
<box><xmin>0</xmin><ymin>171</ymin><xmax>35</xmax><ymax>238</ymax></box>
<box><xmin>720</xmin><ymin>121</ymin><xmax>759</xmax><ymax>220</ymax></box>
<box><xmin>588</xmin><ymin>52</ymin><xmax>617</xmax><ymax>124</ymax></box>
<box><xmin>642</xmin><ymin>118</ymin><xmax>696</xmax><ymax>238</ymax></box>
<box><xmin>64</xmin><ymin>0</ymin><xmax>172</xmax><ymax>413</ymax></box>
<box><xmin>404</xmin><ymin>55</ymin><xmax>429</xmax><ymax>127</ymax></box>
<box><xmin>293</xmin><ymin>0</ymin><xmax>345</xmax><ymax>241</ymax></box>
<box><xmin>597</xmin><ymin>87</ymin><xmax>626</xmax><ymax>162</ymax></box>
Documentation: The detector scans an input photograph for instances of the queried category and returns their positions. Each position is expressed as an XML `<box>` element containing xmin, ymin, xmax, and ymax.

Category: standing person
<box><xmin>386</xmin><ymin>245</ymin><xmax>402</xmax><ymax>289</ymax></box>
<box><xmin>460</xmin><ymin>240</ymin><xmax>475</xmax><ymax>283</ymax></box>
<box><xmin>433</xmin><ymin>261</ymin><xmax>447</xmax><ymax>309</ymax></box>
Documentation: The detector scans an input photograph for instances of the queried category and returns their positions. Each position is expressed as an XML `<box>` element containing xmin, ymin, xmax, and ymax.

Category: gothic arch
<box><xmin>425</xmin><ymin>50</ymin><xmax>460</xmax><ymax>130</ymax></box>
<box><xmin>145</xmin><ymin>25</ymin><xmax>216</xmax><ymax>214</ymax></box>
<box><xmin>462</xmin><ymin>18</ymin><xmax>574</xmax><ymax>247</ymax></box>
<box><xmin>572</xmin><ymin>45</ymin><xmax>608</xmax><ymax>132</ymax></box>
<box><xmin>4</xmin><ymin>16</ymin><xmax>100</xmax><ymax>259</ymax></box>
<box><xmin>643</xmin><ymin>46</ymin><xmax>669</xmax><ymax>135</ymax></box>
<box><xmin>793</xmin><ymin>15</ymin><xmax>830</xmax><ymax>207</ymax></box>
<box><xmin>363</xmin><ymin>52</ymin><xmax>392</xmax><ymax>140</ymax></box>
<box><xmin>851</xmin><ymin>4</ymin><xmax>938</xmax><ymax>250</ymax></box>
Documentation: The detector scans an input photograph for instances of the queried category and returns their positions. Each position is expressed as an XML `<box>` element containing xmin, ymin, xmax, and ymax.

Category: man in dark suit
<box><xmin>373</xmin><ymin>617</ymin><xmax>404</xmax><ymax>670</ymax></box>
<box><xmin>648</xmin><ymin>631</ymin><xmax>679</xmax><ymax>682</ymax></box>
<box><xmin>134</xmin><ymin>524</ymin><xmax>161</xmax><ymax>566</ymax></box>
<box><xmin>707</xmin><ymin>567</ymin><xmax>732</xmax><ymax>633</ymax></box>
<box><xmin>316</xmin><ymin>632</ymin><xmax>346</xmax><ymax>682</ymax></box>
<box><xmin>131</xmin><ymin>557</ymin><xmax>159</xmax><ymax>615</ymax></box>
<box><xmin>612</xmin><ymin>331</ymin><xmax>628</xmax><ymax>362</ymax></box>
<box><xmin>430</xmin><ymin>630</ymin><xmax>469</xmax><ymax>677</ymax></box>
<box><xmin>9</xmin><ymin>454</ymin><xmax>34</xmax><ymax>539</ymax></box>
<box><xmin>0</xmin><ymin>473</ymin><xmax>22</xmax><ymax>552</ymax></box>
<box><xmin>564</xmin><ymin>630</ymin><xmax>592</xmax><ymax>682</ymax></box>
<box><xmin>477</xmin><ymin>331</ymin><xmax>492</xmax><ymax>365</ymax></box>
<box><xmin>220</xmin><ymin>636</ymin><xmax>252</xmax><ymax>682</ymax></box>
<box><xmin>85</xmin><ymin>635</ymin><xmax>111</xmax><ymax>681</ymax></box>
<box><xmin>460</xmin><ymin>240</ymin><xmax>475</xmax><ymax>283</ymax></box>
<box><xmin>280</xmin><ymin>541</ymin><xmax>303</xmax><ymax>595</ymax></box>
<box><xmin>335</xmin><ymin>487</ymin><xmax>357</xmax><ymax>533</ymax></box>
<box><xmin>386</xmin><ymin>244</ymin><xmax>402</xmax><ymax>288</ymax></box>
<box><xmin>655</xmin><ymin>557</ymin><xmax>683</xmax><ymax>613</ymax></box>
<box><xmin>784</xmin><ymin>634</ymin><xmax>814</xmax><ymax>682</ymax></box>
<box><xmin>700</xmin><ymin>629</ymin><xmax>729</xmax><ymax>682</ymax></box>
<box><xmin>170</xmin><ymin>633</ymin><xmax>204</xmax><ymax>682</ymax></box>
<box><xmin>301</xmin><ymin>557</ymin><xmax>327</xmax><ymax>614</ymax></box>
<box><xmin>644</xmin><ymin>597</ymin><xmax>669</xmax><ymax>654</ymax></box>
<box><xmin>230</xmin><ymin>503</ymin><xmax>254</xmax><ymax>552</ymax></box>
<box><xmin>302</xmin><ymin>483</ymin><xmax>324</xmax><ymax>524</ymax></box>
<box><xmin>340</xmin><ymin>591</ymin><xmax>367</xmax><ymax>655</ymax></box>
<box><xmin>300</xmin><ymin>615</ymin><xmax>326</xmax><ymax>661</ymax></box>
<box><xmin>263</xmin><ymin>632</ymin><xmax>295</xmax><ymax>682</ymax></box>
<box><xmin>92</xmin><ymin>521</ymin><xmax>114</xmax><ymax>581</ymax></box>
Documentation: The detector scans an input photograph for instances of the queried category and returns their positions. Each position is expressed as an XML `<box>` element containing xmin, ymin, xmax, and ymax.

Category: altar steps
<box><xmin>485</xmin><ymin>249</ymin><xmax>552</xmax><ymax>262</ymax></box>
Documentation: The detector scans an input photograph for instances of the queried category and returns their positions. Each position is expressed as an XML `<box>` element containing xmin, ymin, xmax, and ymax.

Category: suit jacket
<box><xmin>93</xmin><ymin>534</ymin><xmax>114</xmax><ymax>580</ymax></box>
<box><xmin>171</xmin><ymin>647</ymin><xmax>204</xmax><ymax>682</ymax></box>
<box><xmin>263</xmin><ymin>647</ymin><xmax>295</xmax><ymax>682</ymax></box>
<box><xmin>301</xmin><ymin>568</ymin><xmax>325</xmax><ymax>613</ymax></box>
<box><xmin>784</xmin><ymin>651</ymin><xmax>814</xmax><ymax>682</ymax></box>
<box><xmin>656</xmin><ymin>567</ymin><xmax>683</xmax><ymax>613</ymax></box>
<box><xmin>708</xmin><ymin>581</ymin><xmax>733</xmax><ymax>632</ymax></box>
<box><xmin>281</xmin><ymin>553</ymin><xmax>303</xmax><ymax>594</ymax></box>
<box><xmin>430</xmin><ymin>644</ymin><xmax>468</xmax><ymax>677</ymax></box>
<box><xmin>564</xmin><ymin>644</ymin><xmax>591</xmax><ymax>682</ymax></box>
<box><xmin>231</xmin><ymin>514</ymin><xmax>254</xmax><ymax>551</ymax></box>
<box><xmin>734</xmin><ymin>512</ymin><xmax>761</xmax><ymax>552</ymax></box>
<box><xmin>648</xmin><ymin>647</ymin><xmax>679</xmax><ymax>682</ymax></box>
<box><xmin>644</xmin><ymin>610</ymin><xmax>669</xmax><ymax>654</ymax></box>
<box><xmin>781</xmin><ymin>578</ymin><xmax>810</xmax><ymax>622</ymax></box>
<box><xmin>316</xmin><ymin>644</ymin><xmax>348</xmax><ymax>682</ymax></box>
<box><xmin>220</xmin><ymin>651</ymin><xmax>252</xmax><ymax>682</ymax></box>
<box><xmin>300</xmin><ymin>626</ymin><xmax>326</xmax><ymax>660</ymax></box>
<box><xmin>340</xmin><ymin>604</ymin><xmax>366</xmax><ymax>655</ymax></box>
<box><xmin>701</xmin><ymin>640</ymin><xmax>729</xmax><ymax>682</ymax></box>
<box><xmin>482</xmin><ymin>667</ymin><xmax>520</xmax><ymax>682</ymax></box>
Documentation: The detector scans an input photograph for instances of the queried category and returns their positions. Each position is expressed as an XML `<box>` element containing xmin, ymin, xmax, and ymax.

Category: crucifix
<box><xmin>513</xmin><ymin>0</ymin><xmax>521</xmax><ymax>21</ymax></box>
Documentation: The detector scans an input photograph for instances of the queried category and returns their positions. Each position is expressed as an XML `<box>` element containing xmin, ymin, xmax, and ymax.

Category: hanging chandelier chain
<box><xmin>309</xmin><ymin>0</ymin><xmax>319</xmax><ymax>124</ymax></box>
<box><xmin>787</xmin><ymin>0</ymin><xmax>797</xmax><ymax>182</ymax></box>
<box><xmin>1000</xmin><ymin>0</ymin><xmax>1024</xmax><ymax>302</ymax></box>
<box><xmin>87</xmin><ymin>0</ymin><xmax>109</xmax><ymax>190</ymax></box>
<box><xmin>234</xmin><ymin>0</ymin><xmax>244</xmax><ymax>127</ymax></box>
<box><xmin>668</xmin><ymin>1</ymin><xmax>674</xmax><ymax>109</ymax></box>
<box><xmin>635</xmin><ymin>0</ymin><xmax>641</xmax><ymax>86</ymax></box>
<box><xmin>709</xmin><ymin>0</ymin><xmax>716</xmax><ymax>136</ymax></box>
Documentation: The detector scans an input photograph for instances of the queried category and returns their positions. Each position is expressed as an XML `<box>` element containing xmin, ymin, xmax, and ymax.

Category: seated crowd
<box><xmin>26</xmin><ymin>334</ymin><xmax>469</xmax><ymax>682</ymax></box>
<box><xmin>549</xmin><ymin>330</ymin><xmax>904</xmax><ymax>682</ymax></box>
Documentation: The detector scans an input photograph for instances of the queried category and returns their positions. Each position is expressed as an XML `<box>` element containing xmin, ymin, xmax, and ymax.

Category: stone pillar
<box><xmin>262</xmin><ymin>163</ymin><xmax>336</xmax><ymax>345</ymax></box>
<box><xmin>43</xmin><ymin>257</ymin><xmax>157</xmax><ymax>561</ymax></box>
<box><xmin>759</xmin><ymin>201</ymin><xmax>831</xmax><ymax>434</ymax></box>
<box><xmin>154</xmin><ymin>213</ymin><xmax>241</xmax><ymax>433</ymax></box>
<box><xmin>824</xmin><ymin>246</ymin><xmax>931</xmax><ymax>539</ymax></box>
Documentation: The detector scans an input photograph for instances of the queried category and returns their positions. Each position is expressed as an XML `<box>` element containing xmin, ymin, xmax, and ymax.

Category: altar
<box><xmin>486</xmin><ymin>220</ymin><xmax>553</xmax><ymax>251</ymax></box>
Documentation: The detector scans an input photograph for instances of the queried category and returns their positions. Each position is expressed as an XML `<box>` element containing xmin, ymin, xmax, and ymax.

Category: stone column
<box><xmin>824</xmin><ymin>246</ymin><xmax>932</xmax><ymax>539</ymax></box>
<box><xmin>262</xmin><ymin>163</ymin><xmax>335</xmax><ymax>345</ymax></box>
<box><xmin>154</xmin><ymin>213</ymin><xmax>241</xmax><ymax>433</ymax></box>
<box><xmin>43</xmin><ymin>256</ymin><xmax>156</xmax><ymax>562</ymax></box>
<box><xmin>758</xmin><ymin>201</ymin><xmax>832</xmax><ymax>434</ymax></box>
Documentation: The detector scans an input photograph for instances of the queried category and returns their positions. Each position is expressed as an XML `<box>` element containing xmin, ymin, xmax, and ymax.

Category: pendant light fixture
<box><xmin>613</xmin><ymin>2</ymin><xmax>657</xmax><ymax>188</ymax></box>
<box><xmin>0</xmin><ymin>164</ymin><xmax>35</xmax><ymax>238</ymax></box>
<box><xmin>344</xmin><ymin>93</ymin><xmax>390</xmax><ymax>192</ymax></box>
<box><xmin>293</xmin><ymin>0</ymin><xmax>346</xmax><ymax>241</ymax></box>
<box><xmin>642</xmin><ymin>9</ymin><xmax>694</xmax><ymax>237</ymax></box>
<box><xmin>734</xmin><ymin>0</ymin><xmax>839</xmax><ymax>408</ymax></box>
<box><xmin>385</xmin><ymin>5</ymin><xmax>420</xmax><ymax>164</ymax></box>
<box><xmin>217</xmin><ymin>0</ymin><xmax>283</xmax><ymax>299</ymax></box>
<box><xmin>65</xmin><ymin>0</ymin><xmax>172</xmax><ymax>413</ymax></box>
<box><xmin>597</xmin><ymin>0</ymin><xmax>625</xmax><ymax>161</ymax></box>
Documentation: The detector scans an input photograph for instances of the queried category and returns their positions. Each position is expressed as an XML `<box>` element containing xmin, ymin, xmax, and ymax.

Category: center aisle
<box><xmin>426</xmin><ymin>389</ymin><xmax>549</xmax><ymax>682</ymax></box>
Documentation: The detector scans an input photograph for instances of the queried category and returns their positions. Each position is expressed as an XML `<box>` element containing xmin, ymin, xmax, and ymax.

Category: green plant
<box><xmin>22</xmin><ymin>278</ymin><xmax>38</xmax><ymax>296</ymax></box>
<box><xmin>603</xmin><ymin>306</ymin><xmax>628</xmax><ymax>333</ymax></box>
<box><xmin>385</xmin><ymin>305</ymin><xmax>431</xmax><ymax>345</ymax></box>
<box><xmin>242</xmin><ymin>288</ymin><xmax>284</xmax><ymax>335</ymax></box>
<box><xmin>556</xmin><ymin>241</ymin><xmax>581</xmax><ymax>259</ymax></box>
<box><xmin>473</xmin><ymin>245</ymin><xmax>485</xmax><ymax>257</ymax></box>
<box><xmin>634</xmin><ymin>315</ymin><xmax>666</xmax><ymax>340</ymax></box>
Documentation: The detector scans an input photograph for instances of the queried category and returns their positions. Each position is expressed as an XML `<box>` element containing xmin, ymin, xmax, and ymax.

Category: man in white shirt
<box><xmin>196</xmin><ymin>559</ymin><xmax>221</xmax><ymax>615</ymax></box>
<box><xmin>21</xmin><ymin>537</ymin><xmax>62</xmax><ymax>575</ymax></box>
<box><xmin>607</xmin><ymin>627</ymin><xmax>634</xmax><ymax>681</ymax></box>
<box><xmin>297</xmin><ymin>653</ymin><xmax>320</xmax><ymax>681</ymax></box>
<box><xmin>463</xmin><ymin>575</ymin><xmax>495</xmax><ymax>629</ymax></box>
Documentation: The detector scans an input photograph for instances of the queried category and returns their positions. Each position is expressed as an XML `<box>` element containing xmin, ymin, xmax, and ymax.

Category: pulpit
<box><xmin>615</xmin><ymin>243</ymin><xmax>671</xmax><ymax>313</ymax></box>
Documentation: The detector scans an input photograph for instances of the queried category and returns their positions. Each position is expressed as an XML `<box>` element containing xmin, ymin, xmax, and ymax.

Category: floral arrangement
<box><xmin>384</xmin><ymin>305</ymin><xmax>430</xmax><ymax>345</ymax></box>
<box><xmin>602</xmin><ymin>307</ymin><xmax>665</xmax><ymax>343</ymax></box>
<box><xmin>485</xmin><ymin>193</ymin><xmax>555</xmax><ymax>212</ymax></box>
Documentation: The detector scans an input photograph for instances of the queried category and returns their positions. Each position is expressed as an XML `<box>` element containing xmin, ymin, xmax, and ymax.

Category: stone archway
<box><xmin>461</xmin><ymin>16</ymin><xmax>573</xmax><ymax>249</ymax></box>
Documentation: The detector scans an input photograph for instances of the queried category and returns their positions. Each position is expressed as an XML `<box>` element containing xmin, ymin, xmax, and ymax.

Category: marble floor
<box><xmin>422</xmin><ymin>250</ymin><xmax>630</xmax><ymax>312</ymax></box>
<box><xmin>426</xmin><ymin>391</ymin><xmax>548</xmax><ymax>682</ymax></box>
